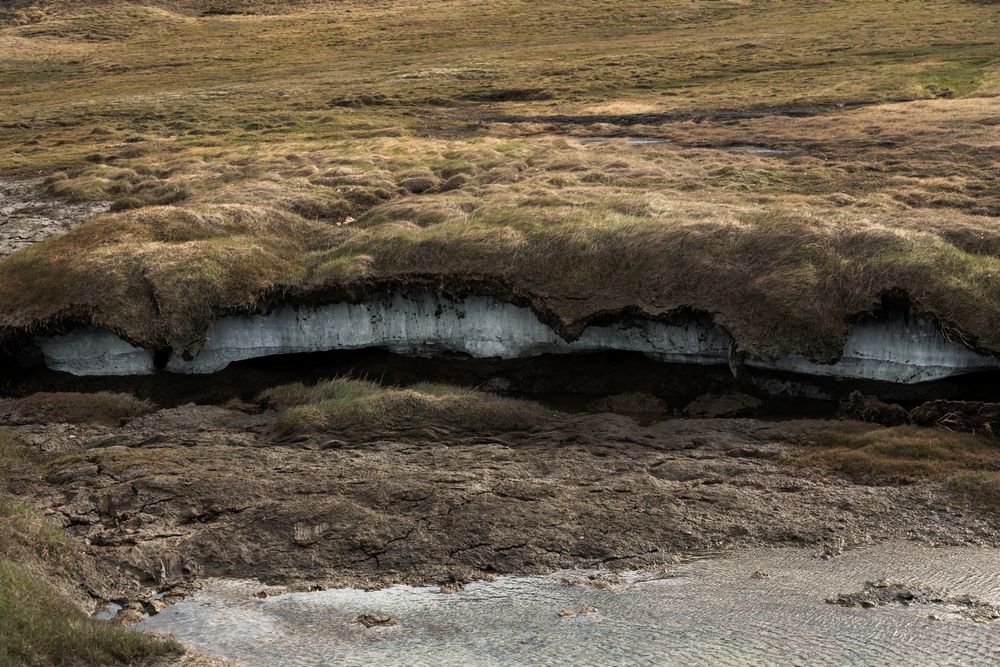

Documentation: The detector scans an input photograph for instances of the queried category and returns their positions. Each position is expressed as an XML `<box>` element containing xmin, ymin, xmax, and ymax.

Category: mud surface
<box><xmin>137</xmin><ymin>544</ymin><xmax>1000</xmax><ymax>666</ymax></box>
<box><xmin>0</xmin><ymin>177</ymin><xmax>108</xmax><ymax>258</ymax></box>
<box><xmin>4</xmin><ymin>403</ymin><xmax>999</xmax><ymax>618</ymax></box>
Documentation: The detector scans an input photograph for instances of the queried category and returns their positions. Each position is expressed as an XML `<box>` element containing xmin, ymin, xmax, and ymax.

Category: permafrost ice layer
<box><xmin>35</xmin><ymin>291</ymin><xmax>999</xmax><ymax>383</ymax></box>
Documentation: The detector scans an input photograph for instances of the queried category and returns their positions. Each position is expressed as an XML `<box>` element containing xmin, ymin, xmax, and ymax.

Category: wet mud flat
<box><xmin>137</xmin><ymin>543</ymin><xmax>1000</xmax><ymax>666</ymax></box>
<box><xmin>6</xmin><ymin>401</ymin><xmax>1000</xmax><ymax>614</ymax></box>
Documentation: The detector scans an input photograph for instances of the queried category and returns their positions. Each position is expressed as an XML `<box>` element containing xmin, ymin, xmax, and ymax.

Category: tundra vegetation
<box><xmin>0</xmin><ymin>0</ymin><xmax>998</xmax><ymax>361</ymax></box>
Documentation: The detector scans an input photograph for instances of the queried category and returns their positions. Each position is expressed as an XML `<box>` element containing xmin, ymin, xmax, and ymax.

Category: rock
<box><xmin>586</xmin><ymin>392</ymin><xmax>668</xmax><ymax>415</ymax></box>
<box><xmin>357</xmin><ymin>613</ymin><xmax>396</xmax><ymax>628</ymax></box>
<box><xmin>684</xmin><ymin>392</ymin><xmax>763</xmax><ymax>418</ymax></box>
<box><xmin>909</xmin><ymin>400</ymin><xmax>1000</xmax><ymax>437</ymax></box>
<box><xmin>838</xmin><ymin>391</ymin><xmax>908</xmax><ymax>426</ymax></box>
<box><xmin>292</xmin><ymin>521</ymin><xmax>329</xmax><ymax>546</ymax></box>
<box><xmin>558</xmin><ymin>609</ymin><xmax>577</xmax><ymax>618</ymax></box>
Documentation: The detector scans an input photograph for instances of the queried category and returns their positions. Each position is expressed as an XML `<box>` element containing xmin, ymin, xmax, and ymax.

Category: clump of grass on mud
<box><xmin>0</xmin><ymin>557</ymin><xmax>181</xmax><ymax>667</ymax></box>
<box><xmin>8</xmin><ymin>391</ymin><xmax>156</xmax><ymax>424</ymax></box>
<box><xmin>0</xmin><ymin>428</ymin><xmax>26</xmax><ymax>473</ymax></box>
<box><xmin>260</xmin><ymin>378</ymin><xmax>553</xmax><ymax>437</ymax></box>
<box><xmin>947</xmin><ymin>472</ymin><xmax>1000</xmax><ymax>513</ymax></box>
<box><xmin>797</xmin><ymin>424</ymin><xmax>1000</xmax><ymax>515</ymax></box>
<box><xmin>799</xmin><ymin>425</ymin><xmax>1000</xmax><ymax>481</ymax></box>
<box><xmin>1</xmin><ymin>429</ymin><xmax>74</xmax><ymax>570</ymax></box>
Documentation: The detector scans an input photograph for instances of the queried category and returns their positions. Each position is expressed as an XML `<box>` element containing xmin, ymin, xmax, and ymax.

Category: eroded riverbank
<box><xmin>5</xmin><ymin>393</ymin><xmax>1000</xmax><ymax>616</ymax></box>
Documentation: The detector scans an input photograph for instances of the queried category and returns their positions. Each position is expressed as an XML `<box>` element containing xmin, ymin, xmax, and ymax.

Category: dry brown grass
<box><xmin>799</xmin><ymin>425</ymin><xmax>1000</xmax><ymax>481</ymax></box>
<box><xmin>260</xmin><ymin>377</ymin><xmax>554</xmax><ymax>437</ymax></box>
<box><xmin>1</xmin><ymin>192</ymin><xmax>998</xmax><ymax>360</ymax></box>
<box><xmin>948</xmin><ymin>471</ymin><xmax>1000</xmax><ymax>513</ymax></box>
<box><xmin>0</xmin><ymin>429</ymin><xmax>26</xmax><ymax>476</ymax></box>
<box><xmin>8</xmin><ymin>391</ymin><xmax>156</xmax><ymax>424</ymax></box>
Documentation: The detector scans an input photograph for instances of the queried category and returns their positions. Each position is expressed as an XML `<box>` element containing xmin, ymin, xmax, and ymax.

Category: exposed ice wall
<box><xmin>34</xmin><ymin>291</ymin><xmax>999</xmax><ymax>383</ymax></box>
<box><xmin>746</xmin><ymin>318</ymin><xmax>997</xmax><ymax>384</ymax></box>
<box><xmin>160</xmin><ymin>293</ymin><xmax>731</xmax><ymax>374</ymax></box>
<box><xmin>37</xmin><ymin>330</ymin><xmax>155</xmax><ymax>376</ymax></box>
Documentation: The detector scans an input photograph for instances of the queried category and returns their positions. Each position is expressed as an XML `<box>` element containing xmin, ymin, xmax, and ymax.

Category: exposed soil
<box><xmin>4</xmin><ymin>403</ymin><xmax>999</xmax><ymax>623</ymax></box>
<box><xmin>0</xmin><ymin>178</ymin><xmax>108</xmax><ymax>259</ymax></box>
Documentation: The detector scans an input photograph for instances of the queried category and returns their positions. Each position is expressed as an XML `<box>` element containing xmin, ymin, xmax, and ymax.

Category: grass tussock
<box><xmin>0</xmin><ymin>557</ymin><xmax>181</xmax><ymax>667</ymax></box>
<box><xmin>0</xmin><ymin>429</ymin><xmax>27</xmax><ymax>473</ymax></box>
<box><xmin>45</xmin><ymin>446</ymin><xmax>204</xmax><ymax>478</ymax></box>
<box><xmin>0</xmin><ymin>498</ymin><xmax>71</xmax><ymax>566</ymax></box>
<box><xmin>947</xmin><ymin>472</ymin><xmax>1000</xmax><ymax>513</ymax></box>
<box><xmin>259</xmin><ymin>377</ymin><xmax>553</xmax><ymax>437</ymax></box>
<box><xmin>9</xmin><ymin>391</ymin><xmax>156</xmax><ymax>424</ymax></box>
<box><xmin>800</xmin><ymin>425</ymin><xmax>1000</xmax><ymax>481</ymax></box>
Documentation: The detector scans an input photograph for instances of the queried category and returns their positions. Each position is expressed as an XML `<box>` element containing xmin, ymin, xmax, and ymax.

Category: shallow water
<box><xmin>726</xmin><ymin>144</ymin><xmax>792</xmax><ymax>156</ymax></box>
<box><xmin>576</xmin><ymin>136</ymin><xmax>670</xmax><ymax>145</ymax></box>
<box><xmin>137</xmin><ymin>544</ymin><xmax>1000</xmax><ymax>666</ymax></box>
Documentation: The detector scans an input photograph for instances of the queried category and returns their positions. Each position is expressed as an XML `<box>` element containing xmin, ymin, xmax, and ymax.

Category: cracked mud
<box><xmin>0</xmin><ymin>178</ymin><xmax>109</xmax><ymax>259</ymax></box>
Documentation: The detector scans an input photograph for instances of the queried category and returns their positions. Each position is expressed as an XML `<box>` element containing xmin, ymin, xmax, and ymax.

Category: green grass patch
<box><xmin>915</xmin><ymin>59</ymin><xmax>993</xmax><ymax>98</ymax></box>
<box><xmin>0</xmin><ymin>557</ymin><xmax>180</xmax><ymax>667</ymax></box>
<box><xmin>260</xmin><ymin>377</ymin><xmax>553</xmax><ymax>437</ymax></box>
<box><xmin>0</xmin><ymin>498</ymin><xmax>71</xmax><ymax>566</ymax></box>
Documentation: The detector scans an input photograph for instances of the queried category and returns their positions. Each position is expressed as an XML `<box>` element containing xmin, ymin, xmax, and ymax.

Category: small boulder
<box><xmin>838</xmin><ymin>391</ymin><xmax>908</xmax><ymax>426</ymax></box>
<box><xmin>357</xmin><ymin>613</ymin><xmax>397</xmax><ymax>628</ymax></box>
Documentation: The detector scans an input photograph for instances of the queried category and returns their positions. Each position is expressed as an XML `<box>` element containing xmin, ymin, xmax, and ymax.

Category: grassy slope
<box><xmin>0</xmin><ymin>0</ymin><xmax>999</xmax><ymax>359</ymax></box>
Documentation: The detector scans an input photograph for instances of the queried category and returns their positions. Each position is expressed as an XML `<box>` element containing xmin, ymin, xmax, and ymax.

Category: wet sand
<box><xmin>137</xmin><ymin>543</ymin><xmax>1000</xmax><ymax>666</ymax></box>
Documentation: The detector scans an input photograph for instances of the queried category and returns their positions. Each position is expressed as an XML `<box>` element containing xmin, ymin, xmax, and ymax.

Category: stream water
<box><xmin>137</xmin><ymin>543</ymin><xmax>1000</xmax><ymax>666</ymax></box>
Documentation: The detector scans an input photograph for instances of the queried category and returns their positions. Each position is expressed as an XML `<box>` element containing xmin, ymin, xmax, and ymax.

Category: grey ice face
<box><xmin>35</xmin><ymin>291</ymin><xmax>1000</xmax><ymax>383</ymax></box>
<box><xmin>136</xmin><ymin>543</ymin><xmax>1000</xmax><ymax>667</ymax></box>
